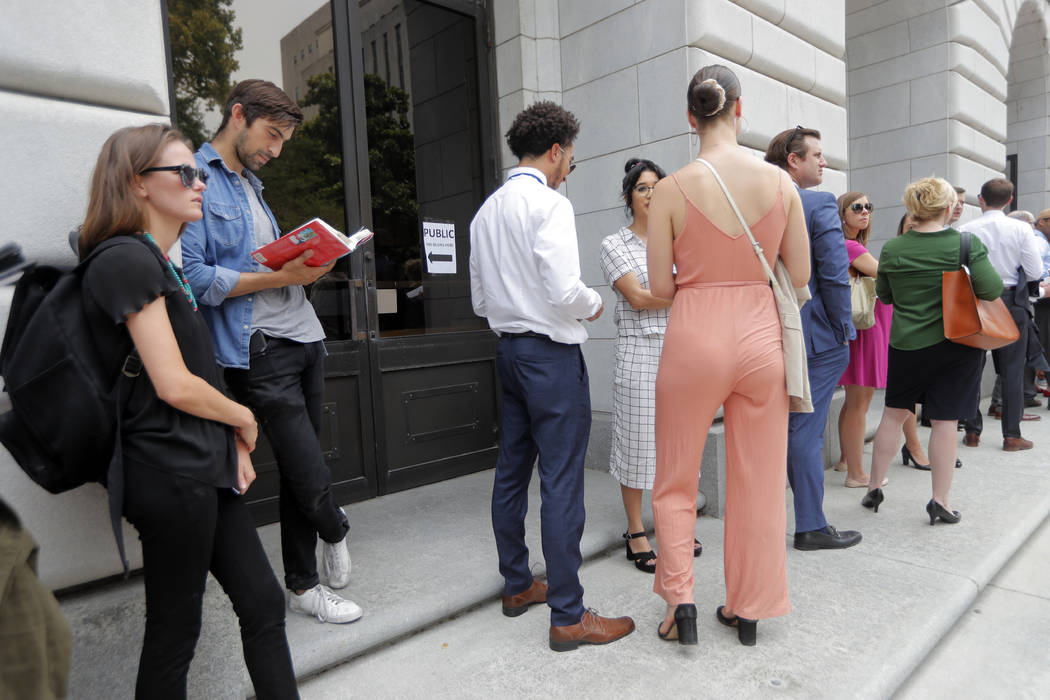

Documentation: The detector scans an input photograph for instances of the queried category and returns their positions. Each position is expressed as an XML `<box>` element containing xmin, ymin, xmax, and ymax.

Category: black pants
<box><xmin>225</xmin><ymin>336</ymin><xmax>348</xmax><ymax>591</ymax></box>
<box><xmin>964</xmin><ymin>296</ymin><xmax>1029</xmax><ymax>439</ymax></box>
<box><xmin>123</xmin><ymin>465</ymin><xmax>297</xmax><ymax>700</ymax></box>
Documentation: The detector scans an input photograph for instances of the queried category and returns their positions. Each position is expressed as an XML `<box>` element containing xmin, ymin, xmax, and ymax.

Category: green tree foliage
<box><xmin>168</xmin><ymin>0</ymin><xmax>242</xmax><ymax>147</ymax></box>
<box><xmin>263</xmin><ymin>71</ymin><xmax>418</xmax><ymax>245</ymax></box>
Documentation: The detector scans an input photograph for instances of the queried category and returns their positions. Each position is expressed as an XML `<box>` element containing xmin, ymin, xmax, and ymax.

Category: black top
<box><xmin>82</xmin><ymin>235</ymin><xmax>236</xmax><ymax>487</ymax></box>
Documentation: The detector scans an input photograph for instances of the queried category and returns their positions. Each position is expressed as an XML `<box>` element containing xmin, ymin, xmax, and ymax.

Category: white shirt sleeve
<box><xmin>1019</xmin><ymin>226</ymin><xmax>1044</xmax><ymax>282</ymax></box>
<box><xmin>469</xmin><ymin>231</ymin><xmax>487</xmax><ymax>318</ymax></box>
<box><xmin>532</xmin><ymin>198</ymin><xmax>602</xmax><ymax>319</ymax></box>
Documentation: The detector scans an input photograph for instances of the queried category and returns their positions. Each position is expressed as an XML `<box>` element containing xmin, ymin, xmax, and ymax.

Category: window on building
<box><xmin>395</xmin><ymin>23</ymin><xmax>405</xmax><ymax>89</ymax></box>
<box><xmin>371</xmin><ymin>40</ymin><xmax>377</xmax><ymax>74</ymax></box>
<box><xmin>383</xmin><ymin>32</ymin><xmax>390</xmax><ymax>84</ymax></box>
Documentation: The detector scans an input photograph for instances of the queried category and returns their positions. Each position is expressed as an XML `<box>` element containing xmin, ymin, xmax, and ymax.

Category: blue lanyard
<box><xmin>509</xmin><ymin>172</ymin><xmax>544</xmax><ymax>186</ymax></box>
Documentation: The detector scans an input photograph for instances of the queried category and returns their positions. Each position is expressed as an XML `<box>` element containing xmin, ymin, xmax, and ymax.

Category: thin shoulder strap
<box><xmin>959</xmin><ymin>230</ymin><xmax>971</xmax><ymax>268</ymax></box>
<box><xmin>694</xmin><ymin>158</ymin><xmax>779</xmax><ymax>289</ymax></box>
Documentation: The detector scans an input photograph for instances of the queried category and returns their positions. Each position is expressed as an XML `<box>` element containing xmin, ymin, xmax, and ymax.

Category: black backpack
<box><xmin>0</xmin><ymin>236</ymin><xmax>145</xmax><ymax>574</ymax></box>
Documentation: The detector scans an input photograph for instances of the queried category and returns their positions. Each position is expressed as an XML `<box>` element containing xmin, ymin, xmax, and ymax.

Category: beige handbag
<box><xmin>850</xmin><ymin>273</ymin><xmax>877</xmax><ymax>330</ymax></box>
<box><xmin>695</xmin><ymin>158</ymin><xmax>813</xmax><ymax>413</ymax></box>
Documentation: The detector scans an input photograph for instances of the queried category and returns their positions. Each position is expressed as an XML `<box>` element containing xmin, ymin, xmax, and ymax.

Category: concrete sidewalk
<box><xmin>59</xmin><ymin>398</ymin><xmax>1050</xmax><ymax>699</ymax></box>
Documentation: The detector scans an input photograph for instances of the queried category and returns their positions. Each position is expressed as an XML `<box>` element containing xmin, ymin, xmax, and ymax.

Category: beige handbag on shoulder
<box><xmin>695</xmin><ymin>158</ymin><xmax>813</xmax><ymax>413</ymax></box>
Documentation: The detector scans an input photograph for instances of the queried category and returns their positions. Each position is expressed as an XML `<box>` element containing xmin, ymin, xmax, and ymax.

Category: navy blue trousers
<box><xmin>787</xmin><ymin>343</ymin><xmax>849</xmax><ymax>534</ymax></box>
<box><xmin>491</xmin><ymin>336</ymin><xmax>589</xmax><ymax>626</ymax></box>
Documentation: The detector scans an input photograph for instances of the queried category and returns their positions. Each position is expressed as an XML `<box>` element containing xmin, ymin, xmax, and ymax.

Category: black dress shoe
<box><xmin>793</xmin><ymin>525</ymin><xmax>862</xmax><ymax>551</ymax></box>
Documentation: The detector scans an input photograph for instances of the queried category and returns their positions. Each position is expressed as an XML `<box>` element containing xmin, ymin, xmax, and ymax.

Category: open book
<box><xmin>251</xmin><ymin>218</ymin><xmax>374</xmax><ymax>269</ymax></box>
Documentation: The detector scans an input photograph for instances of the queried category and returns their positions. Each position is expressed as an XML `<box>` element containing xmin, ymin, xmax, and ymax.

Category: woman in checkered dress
<box><xmin>600</xmin><ymin>158</ymin><xmax>701</xmax><ymax>573</ymax></box>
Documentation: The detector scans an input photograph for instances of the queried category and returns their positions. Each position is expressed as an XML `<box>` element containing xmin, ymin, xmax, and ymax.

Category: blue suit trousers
<box><xmin>491</xmin><ymin>336</ymin><xmax>589</xmax><ymax>626</ymax></box>
<box><xmin>787</xmin><ymin>343</ymin><xmax>849</xmax><ymax>534</ymax></box>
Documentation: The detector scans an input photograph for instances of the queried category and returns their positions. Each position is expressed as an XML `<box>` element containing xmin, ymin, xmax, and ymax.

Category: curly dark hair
<box><xmin>620</xmin><ymin>157</ymin><xmax>665</xmax><ymax>218</ymax></box>
<box><xmin>505</xmin><ymin>101</ymin><xmax>580</xmax><ymax>160</ymax></box>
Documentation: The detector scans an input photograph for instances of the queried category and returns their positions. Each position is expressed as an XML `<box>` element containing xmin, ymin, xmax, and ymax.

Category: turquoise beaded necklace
<box><xmin>142</xmin><ymin>232</ymin><xmax>198</xmax><ymax>311</ymax></box>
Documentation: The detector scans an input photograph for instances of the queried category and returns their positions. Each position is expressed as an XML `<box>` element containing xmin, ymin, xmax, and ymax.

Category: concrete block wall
<box><xmin>1005</xmin><ymin>1</ymin><xmax>1050</xmax><ymax>215</ymax></box>
<box><xmin>846</xmin><ymin>0</ymin><xmax>1050</xmax><ymax>254</ymax></box>
<box><xmin>0</xmin><ymin>0</ymin><xmax>172</xmax><ymax>588</ymax></box>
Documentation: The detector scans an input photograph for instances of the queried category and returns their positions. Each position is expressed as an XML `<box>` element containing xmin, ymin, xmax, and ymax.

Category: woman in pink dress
<box><xmin>834</xmin><ymin>192</ymin><xmax>894</xmax><ymax>487</ymax></box>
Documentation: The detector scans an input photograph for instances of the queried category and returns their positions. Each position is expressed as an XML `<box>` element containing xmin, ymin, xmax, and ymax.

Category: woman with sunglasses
<box><xmin>78</xmin><ymin>124</ymin><xmax>297</xmax><ymax>698</ymax></box>
<box><xmin>861</xmin><ymin>178</ymin><xmax>1002</xmax><ymax>524</ymax></box>
<box><xmin>600</xmin><ymin>158</ymin><xmax>703</xmax><ymax>574</ymax></box>
<box><xmin>833</xmin><ymin>193</ymin><xmax>893</xmax><ymax>488</ymax></box>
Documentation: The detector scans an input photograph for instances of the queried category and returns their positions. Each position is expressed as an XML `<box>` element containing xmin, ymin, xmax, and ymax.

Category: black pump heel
<box><xmin>926</xmin><ymin>499</ymin><xmax>961</xmax><ymax>525</ymax></box>
<box><xmin>716</xmin><ymin>605</ymin><xmax>758</xmax><ymax>646</ymax></box>
<box><xmin>658</xmin><ymin>604</ymin><xmax>698</xmax><ymax>645</ymax></box>
<box><xmin>901</xmin><ymin>445</ymin><xmax>931</xmax><ymax>471</ymax></box>
<box><xmin>623</xmin><ymin>531</ymin><xmax>656</xmax><ymax>573</ymax></box>
<box><xmin>861</xmin><ymin>487</ymin><xmax>884</xmax><ymax>513</ymax></box>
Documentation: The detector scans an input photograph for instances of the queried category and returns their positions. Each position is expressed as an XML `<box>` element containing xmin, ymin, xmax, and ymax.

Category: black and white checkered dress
<box><xmin>599</xmin><ymin>227</ymin><xmax>670</xmax><ymax>490</ymax></box>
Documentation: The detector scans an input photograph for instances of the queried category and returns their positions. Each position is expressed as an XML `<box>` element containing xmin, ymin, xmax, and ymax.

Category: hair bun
<box><xmin>624</xmin><ymin>158</ymin><xmax>643</xmax><ymax>173</ymax></box>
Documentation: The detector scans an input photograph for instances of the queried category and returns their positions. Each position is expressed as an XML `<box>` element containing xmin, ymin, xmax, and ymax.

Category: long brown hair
<box><xmin>79</xmin><ymin>124</ymin><xmax>190</xmax><ymax>258</ymax></box>
<box><xmin>837</xmin><ymin>191</ymin><xmax>873</xmax><ymax>246</ymax></box>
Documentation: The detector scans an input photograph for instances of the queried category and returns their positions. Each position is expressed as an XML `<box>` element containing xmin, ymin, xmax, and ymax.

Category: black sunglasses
<box><xmin>850</xmin><ymin>202</ymin><xmax>874</xmax><ymax>213</ymax></box>
<box><xmin>140</xmin><ymin>164</ymin><xmax>209</xmax><ymax>188</ymax></box>
<box><xmin>786</xmin><ymin>124</ymin><xmax>805</xmax><ymax>153</ymax></box>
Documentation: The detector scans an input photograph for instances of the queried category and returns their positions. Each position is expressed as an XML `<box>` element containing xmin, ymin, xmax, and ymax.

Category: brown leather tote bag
<box><xmin>942</xmin><ymin>231</ymin><xmax>1019</xmax><ymax>350</ymax></box>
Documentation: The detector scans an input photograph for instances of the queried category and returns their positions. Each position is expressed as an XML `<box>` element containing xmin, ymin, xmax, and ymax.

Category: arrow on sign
<box><xmin>428</xmin><ymin>252</ymin><xmax>453</xmax><ymax>263</ymax></box>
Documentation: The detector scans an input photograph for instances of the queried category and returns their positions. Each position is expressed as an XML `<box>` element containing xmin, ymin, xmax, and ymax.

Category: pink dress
<box><xmin>839</xmin><ymin>238</ymin><xmax>892</xmax><ymax>388</ymax></box>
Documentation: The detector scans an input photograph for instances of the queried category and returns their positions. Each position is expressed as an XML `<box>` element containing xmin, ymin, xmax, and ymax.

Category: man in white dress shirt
<box><xmin>960</xmin><ymin>179</ymin><xmax>1044</xmax><ymax>450</ymax></box>
<box><xmin>469</xmin><ymin>102</ymin><xmax>635</xmax><ymax>651</ymax></box>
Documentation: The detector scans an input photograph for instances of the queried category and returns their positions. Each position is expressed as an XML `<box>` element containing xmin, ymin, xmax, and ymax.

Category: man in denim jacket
<box><xmin>182</xmin><ymin>79</ymin><xmax>362</xmax><ymax>624</ymax></box>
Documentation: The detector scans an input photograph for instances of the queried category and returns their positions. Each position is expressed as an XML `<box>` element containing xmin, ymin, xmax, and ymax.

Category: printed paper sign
<box><xmin>422</xmin><ymin>220</ymin><xmax>456</xmax><ymax>274</ymax></box>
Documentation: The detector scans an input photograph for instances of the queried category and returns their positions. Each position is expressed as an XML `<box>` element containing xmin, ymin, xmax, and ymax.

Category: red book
<box><xmin>250</xmin><ymin>218</ymin><xmax>373</xmax><ymax>269</ymax></box>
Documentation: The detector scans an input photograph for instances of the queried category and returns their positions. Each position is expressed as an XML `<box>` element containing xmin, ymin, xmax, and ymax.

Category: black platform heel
<box><xmin>861</xmin><ymin>487</ymin><xmax>884</xmax><ymax>513</ymax></box>
<box><xmin>658</xmin><ymin>604</ymin><xmax>698</xmax><ymax>645</ymax></box>
<box><xmin>901</xmin><ymin>445</ymin><xmax>931</xmax><ymax>471</ymax></box>
<box><xmin>623</xmin><ymin>531</ymin><xmax>656</xmax><ymax>573</ymax></box>
<box><xmin>926</xmin><ymin>499</ymin><xmax>961</xmax><ymax>525</ymax></box>
<box><xmin>716</xmin><ymin>606</ymin><xmax>758</xmax><ymax>646</ymax></box>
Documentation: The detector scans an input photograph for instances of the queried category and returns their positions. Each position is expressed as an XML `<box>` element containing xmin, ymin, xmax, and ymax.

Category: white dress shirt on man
<box><xmin>469</xmin><ymin>166</ymin><xmax>602</xmax><ymax>345</ymax></box>
<box><xmin>960</xmin><ymin>209</ymin><xmax>1043</xmax><ymax>285</ymax></box>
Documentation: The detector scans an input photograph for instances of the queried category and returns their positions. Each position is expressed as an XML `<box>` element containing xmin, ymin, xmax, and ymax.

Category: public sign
<box><xmin>423</xmin><ymin>219</ymin><xmax>456</xmax><ymax>274</ymax></box>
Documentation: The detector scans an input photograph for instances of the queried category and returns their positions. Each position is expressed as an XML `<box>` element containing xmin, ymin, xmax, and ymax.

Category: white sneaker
<box><xmin>323</xmin><ymin>508</ymin><xmax>351</xmax><ymax>589</ymax></box>
<box><xmin>288</xmin><ymin>584</ymin><xmax>363</xmax><ymax>624</ymax></box>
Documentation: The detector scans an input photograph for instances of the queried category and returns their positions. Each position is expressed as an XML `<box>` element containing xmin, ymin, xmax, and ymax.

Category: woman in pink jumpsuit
<box><xmin>647</xmin><ymin>65</ymin><xmax>810</xmax><ymax>646</ymax></box>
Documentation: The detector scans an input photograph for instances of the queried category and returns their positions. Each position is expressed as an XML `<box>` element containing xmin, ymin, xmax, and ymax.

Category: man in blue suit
<box><xmin>766</xmin><ymin>127</ymin><xmax>862</xmax><ymax>550</ymax></box>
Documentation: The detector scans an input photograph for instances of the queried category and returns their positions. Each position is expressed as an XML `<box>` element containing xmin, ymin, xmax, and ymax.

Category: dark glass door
<box><xmin>347</xmin><ymin>0</ymin><xmax>501</xmax><ymax>494</ymax></box>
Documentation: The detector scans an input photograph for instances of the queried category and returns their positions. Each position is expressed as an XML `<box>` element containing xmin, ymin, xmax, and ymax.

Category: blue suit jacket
<box><xmin>797</xmin><ymin>187</ymin><xmax>855</xmax><ymax>356</ymax></box>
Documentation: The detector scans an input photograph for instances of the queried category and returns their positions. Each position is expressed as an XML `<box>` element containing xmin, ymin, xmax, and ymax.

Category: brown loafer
<box><xmin>549</xmin><ymin>609</ymin><xmax>635</xmax><ymax>652</ymax></box>
<box><xmin>1021</xmin><ymin>413</ymin><xmax>1042</xmax><ymax>421</ymax></box>
<box><xmin>1003</xmin><ymin>437</ymin><xmax>1034</xmax><ymax>451</ymax></box>
<box><xmin>502</xmin><ymin>579</ymin><xmax>547</xmax><ymax>617</ymax></box>
<box><xmin>963</xmin><ymin>432</ymin><xmax>980</xmax><ymax>447</ymax></box>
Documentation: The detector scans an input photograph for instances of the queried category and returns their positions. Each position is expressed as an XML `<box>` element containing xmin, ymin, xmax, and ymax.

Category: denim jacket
<box><xmin>181</xmin><ymin>142</ymin><xmax>281</xmax><ymax>369</ymax></box>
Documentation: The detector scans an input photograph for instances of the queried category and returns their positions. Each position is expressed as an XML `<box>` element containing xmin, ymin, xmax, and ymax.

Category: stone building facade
<box><xmin>2</xmin><ymin>0</ymin><xmax>1048</xmax><ymax>589</ymax></box>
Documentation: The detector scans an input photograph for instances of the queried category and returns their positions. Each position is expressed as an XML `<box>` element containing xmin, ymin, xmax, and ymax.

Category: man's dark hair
<box><xmin>505</xmin><ymin>101</ymin><xmax>580</xmax><ymax>160</ymax></box>
<box><xmin>980</xmin><ymin>178</ymin><xmax>1014</xmax><ymax>208</ymax></box>
<box><xmin>764</xmin><ymin>126</ymin><xmax>821</xmax><ymax>171</ymax></box>
<box><xmin>216</xmin><ymin>79</ymin><xmax>304</xmax><ymax>135</ymax></box>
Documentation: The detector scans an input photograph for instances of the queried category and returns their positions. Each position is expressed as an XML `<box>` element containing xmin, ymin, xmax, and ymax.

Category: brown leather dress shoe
<box><xmin>963</xmin><ymin>431</ymin><xmax>980</xmax><ymax>447</ymax></box>
<box><xmin>1003</xmin><ymin>437</ymin><xmax>1034</xmax><ymax>451</ymax></box>
<box><xmin>549</xmin><ymin>609</ymin><xmax>635</xmax><ymax>651</ymax></box>
<box><xmin>502</xmin><ymin>580</ymin><xmax>547</xmax><ymax>617</ymax></box>
<box><xmin>1021</xmin><ymin>413</ymin><xmax>1042</xmax><ymax>421</ymax></box>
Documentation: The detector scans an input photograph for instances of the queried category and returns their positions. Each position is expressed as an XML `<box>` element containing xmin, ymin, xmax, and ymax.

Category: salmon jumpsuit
<box><xmin>652</xmin><ymin>173</ymin><xmax>791</xmax><ymax>621</ymax></box>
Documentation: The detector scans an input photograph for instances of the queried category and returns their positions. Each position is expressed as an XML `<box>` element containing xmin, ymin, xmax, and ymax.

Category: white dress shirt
<box><xmin>469</xmin><ymin>166</ymin><xmax>602</xmax><ymax>345</ymax></box>
<box><xmin>959</xmin><ymin>209</ymin><xmax>1043</xmax><ymax>285</ymax></box>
